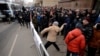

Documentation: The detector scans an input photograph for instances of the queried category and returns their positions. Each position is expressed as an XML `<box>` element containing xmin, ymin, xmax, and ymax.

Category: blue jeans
<box><xmin>66</xmin><ymin>50</ymin><xmax>79</xmax><ymax>56</ymax></box>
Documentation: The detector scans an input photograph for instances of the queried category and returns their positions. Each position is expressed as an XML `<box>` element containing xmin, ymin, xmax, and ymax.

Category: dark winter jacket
<box><xmin>75</xmin><ymin>22</ymin><xmax>93</xmax><ymax>42</ymax></box>
<box><xmin>82</xmin><ymin>24</ymin><xmax>93</xmax><ymax>42</ymax></box>
<box><xmin>95</xmin><ymin>15</ymin><xmax>100</xmax><ymax>24</ymax></box>
<box><xmin>90</xmin><ymin>13</ymin><xmax>98</xmax><ymax>25</ymax></box>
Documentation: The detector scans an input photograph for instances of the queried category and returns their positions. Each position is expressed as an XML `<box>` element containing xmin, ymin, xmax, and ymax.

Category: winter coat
<box><xmin>95</xmin><ymin>16</ymin><xmax>100</xmax><ymax>24</ymax></box>
<box><xmin>89</xmin><ymin>27</ymin><xmax>100</xmax><ymax>48</ymax></box>
<box><xmin>37</xmin><ymin>15</ymin><xmax>41</xmax><ymax>23</ymax></box>
<box><xmin>64</xmin><ymin>17</ymin><xmax>70</xmax><ymax>29</ymax></box>
<box><xmin>24</xmin><ymin>11</ymin><xmax>30</xmax><ymax>22</ymax></box>
<box><xmin>32</xmin><ymin>16</ymin><xmax>38</xmax><ymax>28</ymax></box>
<box><xmin>63</xmin><ymin>16</ymin><xmax>71</xmax><ymax>36</ymax></box>
<box><xmin>40</xmin><ymin>16</ymin><xmax>49</xmax><ymax>28</ymax></box>
<box><xmin>90</xmin><ymin>13</ymin><xmax>98</xmax><ymax>25</ymax></box>
<box><xmin>41</xmin><ymin>25</ymin><xmax>64</xmax><ymax>42</ymax></box>
<box><xmin>82</xmin><ymin>24</ymin><xmax>93</xmax><ymax>42</ymax></box>
<box><xmin>65</xmin><ymin>28</ymin><xmax>86</xmax><ymax>55</ymax></box>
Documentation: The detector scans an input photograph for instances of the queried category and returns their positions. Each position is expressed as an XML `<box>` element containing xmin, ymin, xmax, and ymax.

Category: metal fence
<box><xmin>30</xmin><ymin>21</ymin><xmax>49</xmax><ymax>56</ymax></box>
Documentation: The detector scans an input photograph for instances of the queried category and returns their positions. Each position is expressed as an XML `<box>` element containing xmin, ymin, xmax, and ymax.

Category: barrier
<box><xmin>30</xmin><ymin>21</ymin><xmax>49</xmax><ymax>56</ymax></box>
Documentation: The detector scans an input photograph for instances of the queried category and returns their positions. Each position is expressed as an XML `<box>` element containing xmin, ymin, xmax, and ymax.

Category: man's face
<box><xmin>69</xmin><ymin>11</ymin><xmax>72</xmax><ymax>14</ymax></box>
<box><xmin>99</xmin><ymin>14</ymin><xmax>100</xmax><ymax>17</ymax></box>
<box><xmin>92</xmin><ymin>10</ymin><xmax>96</xmax><ymax>14</ymax></box>
<box><xmin>83</xmin><ymin>20</ymin><xmax>89</xmax><ymax>25</ymax></box>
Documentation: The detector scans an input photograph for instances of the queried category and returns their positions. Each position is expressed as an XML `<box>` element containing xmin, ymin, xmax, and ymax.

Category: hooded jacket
<box><xmin>65</xmin><ymin>28</ymin><xmax>86</xmax><ymax>54</ymax></box>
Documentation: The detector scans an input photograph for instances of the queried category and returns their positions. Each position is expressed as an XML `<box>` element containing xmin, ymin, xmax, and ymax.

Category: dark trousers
<box><xmin>64</xmin><ymin>29</ymin><xmax>70</xmax><ymax>40</ymax></box>
<box><xmin>66</xmin><ymin>50</ymin><xmax>79</xmax><ymax>56</ymax></box>
<box><xmin>98</xmin><ymin>48</ymin><xmax>100</xmax><ymax>54</ymax></box>
<box><xmin>88</xmin><ymin>46</ymin><xmax>97</xmax><ymax>56</ymax></box>
<box><xmin>45</xmin><ymin>41</ymin><xmax>60</xmax><ymax>51</ymax></box>
<box><xmin>25</xmin><ymin>21</ymin><xmax>30</xmax><ymax>28</ymax></box>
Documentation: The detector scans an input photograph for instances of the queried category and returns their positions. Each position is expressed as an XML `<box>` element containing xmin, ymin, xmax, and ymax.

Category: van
<box><xmin>0</xmin><ymin>1</ymin><xmax>18</xmax><ymax>22</ymax></box>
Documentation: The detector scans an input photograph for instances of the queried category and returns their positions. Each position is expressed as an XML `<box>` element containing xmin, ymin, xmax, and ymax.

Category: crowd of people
<box><xmin>15</xmin><ymin>7</ymin><xmax>100</xmax><ymax>56</ymax></box>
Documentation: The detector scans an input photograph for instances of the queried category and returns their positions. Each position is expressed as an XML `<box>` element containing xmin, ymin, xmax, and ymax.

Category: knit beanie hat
<box><xmin>53</xmin><ymin>21</ymin><xmax>59</xmax><ymax>26</ymax></box>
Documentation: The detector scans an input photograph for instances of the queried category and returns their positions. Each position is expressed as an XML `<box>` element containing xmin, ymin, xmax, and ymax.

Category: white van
<box><xmin>0</xmin><ymin>1</ymin><xmax>18</xmax><ymax>21</ymax></box>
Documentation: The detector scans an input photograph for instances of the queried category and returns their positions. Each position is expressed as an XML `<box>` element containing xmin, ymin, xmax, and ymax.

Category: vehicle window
<box><xmin>0</xmin><ymin>4</ymin><xmax>9</xmax><ymax>10</ymax></box>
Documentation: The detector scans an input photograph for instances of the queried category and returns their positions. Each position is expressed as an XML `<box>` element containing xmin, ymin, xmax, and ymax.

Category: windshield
<box><xmin>0</xmin><ymin>4</ymin><xmax>9</xmax><ymax>10</ymax></box>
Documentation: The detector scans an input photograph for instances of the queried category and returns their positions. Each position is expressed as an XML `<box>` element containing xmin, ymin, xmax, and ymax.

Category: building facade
<box><xmin>14</xmin><ymin>0</ymin><xmax>24</xmax><ymax>5</ymax></box>
<box><xmin>94</xmin><ymin>0</ymin><xmax>100</xmax><ymax>12</ymax></box>
<box><xmin>34</xmin><ymin>0</ymin><xmax>41</xmax><ymax>6</ymax></box>
<box><xmin>42</xmin><ymin>0</ymin><xmax>59</xmax><ymax>7</ymax></box>
<box><xmin>58</xmin><ymin>0</ymin><xmax>93</xmax><ymax>10</ymax></box>
<box><xmin>0</xmin><ymin>0</ymin><xmax>9</xmax><ymax>2</ymax></box>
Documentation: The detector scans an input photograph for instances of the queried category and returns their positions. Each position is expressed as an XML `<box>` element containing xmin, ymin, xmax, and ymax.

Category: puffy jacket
<box><xmin>65</xmin><ymin>28</ymin><xmax>86</xmax><ymax>55</ymax></box>
<box><xmin>89</xmin><ymin>27</ymin><xmax>100</xmax><ymax>48</ymax></box>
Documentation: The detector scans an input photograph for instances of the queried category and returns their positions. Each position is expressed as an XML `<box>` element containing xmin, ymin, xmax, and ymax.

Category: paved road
<box><xmin>0</xmin><ymin>22</ymin><xmax>38</xmax><ymax>56</ymax></box>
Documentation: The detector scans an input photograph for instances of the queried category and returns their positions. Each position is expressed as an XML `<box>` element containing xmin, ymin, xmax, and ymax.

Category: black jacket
<box><xmin>75</xmin><ymin>23</ymin><xmax>93</xmax><ymax>42</ymax></box>
<box><xmin>82</xmin><ymin>24</ymin><xmax>93</xmax><ymax>42</ymax></box>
